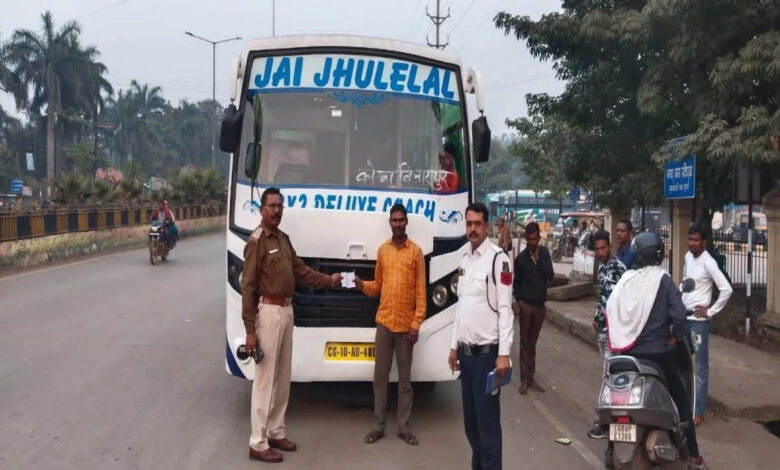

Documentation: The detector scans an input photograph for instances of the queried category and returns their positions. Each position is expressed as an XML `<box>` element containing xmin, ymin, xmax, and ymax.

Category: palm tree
<box><xmin>5</xmin><ymin>11</ymin><xmax>100</xmax><ymax>196</ymax></box>
<box><xmin>108</xmin><ymin>80</ymin><xmax>164</xmax><ymax>164</ymax></box>
<box><xmin>0</xmin><ymin>34</ymin><xmax>25</xmax><ymax>107</ymax></box>
<box><xmin>76</xmin><ymin>47</ymin><xmax>113</xmax><ymax>165</ymax></box>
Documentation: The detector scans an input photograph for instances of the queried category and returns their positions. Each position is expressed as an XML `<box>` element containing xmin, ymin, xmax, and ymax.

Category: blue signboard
<box><xmin>664</xmin><ymin>156</ymin><xmax>695</xmax><ymax>199</ymax></box>
<box><xmin>10</xmin><ymin>178</ymin><xmax>23</xmax><ymax>195</ymax></box>
<box><xmin>568</xmin><ymin>187</ymin><xmax>581</xmax><ymax>202</ymax></box>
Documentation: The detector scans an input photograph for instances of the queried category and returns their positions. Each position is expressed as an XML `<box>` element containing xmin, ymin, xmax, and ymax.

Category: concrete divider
<box><xmin>0</xmin><ymin>216</ymin><xmax>225</xmax><ymax>271</ymax></box>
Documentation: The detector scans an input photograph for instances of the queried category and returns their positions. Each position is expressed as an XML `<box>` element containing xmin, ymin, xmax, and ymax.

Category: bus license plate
<box><xmin>609</xmin><ymin>423</ymin><xmax>637</xmax><ymax>442</ymax></box>
<box><xmin>324</xmin><ymin>343</ymin><xmax>375</xmax><ymax>362</ymax></box>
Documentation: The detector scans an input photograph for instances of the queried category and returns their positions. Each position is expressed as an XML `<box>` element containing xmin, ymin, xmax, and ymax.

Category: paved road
<box><xmin>1</xmin><ymin>234</ymin><xmax>777</xmax><ymax>469</ymax></box>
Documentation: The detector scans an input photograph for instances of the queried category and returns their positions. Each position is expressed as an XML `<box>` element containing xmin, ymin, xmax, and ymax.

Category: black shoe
<box><xmin>587</xmin><ymin>423</ymin><xmax>608</xmax><ymax>439</ymax></box>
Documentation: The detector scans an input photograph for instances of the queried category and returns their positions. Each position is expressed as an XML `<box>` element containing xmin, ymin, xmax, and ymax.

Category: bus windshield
<box><xmin>235</xmin><ymin>54</ymin><xmax>467</xmax><ymax>194</ymax></box>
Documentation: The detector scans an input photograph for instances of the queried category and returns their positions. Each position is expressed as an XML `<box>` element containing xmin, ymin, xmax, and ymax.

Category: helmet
<box><xmin>631</xmin><ymin>232</ymin><xmax>664</xmax><ymax>268</ymax></box>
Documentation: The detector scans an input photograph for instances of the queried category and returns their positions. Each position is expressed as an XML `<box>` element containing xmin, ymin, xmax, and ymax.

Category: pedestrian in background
<box><xmin>449</xmin><ymin>202</ymin><xmax>513</xmax><ymax>470</ymax></box>
<box><xmin>587</xmin><ymin>230</ymin><xmax>626</xmax><ymax>440</ymax></box>
<box><xmin>356</xmin><ymin>203</ymin><xmax>426</xmax><ymax>447</ymax></box>
<box><xmin>615</xmin><ymin>219</ymin><xmax>634</xmax><ymax>269</ymax></box>
<box><xmin>497</xmin><ymin>217</ymin><xmax>512</xmax><ymax>254</ymax></box>
<box><xmin>513</xmin><ymin>221</ymin><xmax>554</xmax><ymax>395</ymax></box>
<box><xmin>241</xmin><ymin>187</ymin><xmax>342</xmax><ymax>463</ymax></box>
<box><xmin>683</xmin><ymin>223</ymin><xmax>732</xmax><ymax>427</ymax></box>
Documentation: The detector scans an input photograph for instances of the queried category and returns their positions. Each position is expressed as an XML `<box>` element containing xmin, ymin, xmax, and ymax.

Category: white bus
<box><xmin>220</xmin><ymin>35</ymin><xmax>491</xmax><ymax>382</ymax></box>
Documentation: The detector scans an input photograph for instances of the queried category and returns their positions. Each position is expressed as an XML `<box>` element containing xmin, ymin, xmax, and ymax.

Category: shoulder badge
<box><xmin>500</xmin><ymin>260</ymin><xmax>512</xmax><ymax>285</ymax></box>
<box><xmin>249</xmin><ymin>226</ymin><xmax>262</xmax><ymax>243</ymax></box>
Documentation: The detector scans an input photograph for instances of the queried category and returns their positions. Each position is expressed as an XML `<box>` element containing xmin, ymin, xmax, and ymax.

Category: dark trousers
<box><xmin>459</xmin><ymin>347</ymin><xmax>502</xmax><ymax>470</ymax></box>
<box><xmin>627</xmin><ymin>350</ymin><xmax>700</xmax><ymax>458</ymax></box>
<box><xmin>518</xmin><ymin>300</ymin><xmax>546</xmax><ymax>384</ymax></box>
<box><xmin>373</xmin><ymin>324</ymin><xmax>414</xmax><ymax>433</ymax></box>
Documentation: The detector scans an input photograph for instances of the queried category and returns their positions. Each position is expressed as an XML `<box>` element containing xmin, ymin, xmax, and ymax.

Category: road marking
<box><xmin>529</xmin><ymin>393</ymin><xmax>603</xmax><ymax>469</ymax></box>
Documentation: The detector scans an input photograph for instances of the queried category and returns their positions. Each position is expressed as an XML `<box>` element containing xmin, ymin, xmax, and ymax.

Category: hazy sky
<box><xmin>0</xmin><ymin>0</ymin><xmax>565</xmax><ymax>135</ymax></box>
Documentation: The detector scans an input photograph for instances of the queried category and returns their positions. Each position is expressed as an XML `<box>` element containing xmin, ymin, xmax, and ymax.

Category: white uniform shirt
<box><xmin>682</xmin><ymin>250</ymin><xmax>733</xmax><ymax>321</ymax></box>
<box><xmin>450</xmin><ymin>239</ymin><xmax>514</xmax><ymax>355</ymax></box>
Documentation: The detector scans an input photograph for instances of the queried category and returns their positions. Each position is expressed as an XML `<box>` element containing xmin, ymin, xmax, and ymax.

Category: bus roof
<box><xmin>244</xmin><ymin>35</ymin><xmax>462</xmax><ymax>66</ymax></box>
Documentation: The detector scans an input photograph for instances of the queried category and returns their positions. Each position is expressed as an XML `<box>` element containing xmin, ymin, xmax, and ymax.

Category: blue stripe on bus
<box><xmin>246</xmin><ymin>87</ymin><xmax>460</xmax><ymax>106</ymax></box>
<box><xmin>226</xmin><ymin>339</ymin><xmax>246</xmax><ymax>379</ymax></box>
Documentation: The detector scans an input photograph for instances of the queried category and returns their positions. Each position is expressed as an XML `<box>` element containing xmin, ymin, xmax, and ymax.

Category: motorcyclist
<box><xmin>605</xmin><ymin>232</ymin><xmax>705</xmax><ymax>470</ymax></box>
<box><xmin>149</xmin><ymin>199</ymin><xmax>178</xmax><ymax>248</ymax></box>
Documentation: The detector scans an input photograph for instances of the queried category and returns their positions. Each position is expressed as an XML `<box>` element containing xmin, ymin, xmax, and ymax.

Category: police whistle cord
<box><xmin>485</xmin><ymin>253</ymin><xmax>512</xmax><ymax>313</ymax></box>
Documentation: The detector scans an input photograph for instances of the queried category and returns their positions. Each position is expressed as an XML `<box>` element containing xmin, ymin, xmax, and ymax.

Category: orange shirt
<box><xmin>361</xmin><ymin>238</ymin><xmax>426</xmax><ymax>332</ymax></box>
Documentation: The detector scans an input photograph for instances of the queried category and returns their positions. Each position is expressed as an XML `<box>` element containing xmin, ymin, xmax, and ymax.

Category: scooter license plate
<box><xmin>609</xmin><ymin>423</ymin><xmax>637</xmax><ymax>442</ymax></box>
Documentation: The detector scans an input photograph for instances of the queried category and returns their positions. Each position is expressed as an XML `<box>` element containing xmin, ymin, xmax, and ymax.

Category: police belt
<box><xmin>458</xmin><ymin>343</ymin><xmax>499</xmax><ymax>357</ymax></box>
<box><xmin>261</xmin><ymin>296</ymin><xmax>292</xmax><ymax>307</ymax></box>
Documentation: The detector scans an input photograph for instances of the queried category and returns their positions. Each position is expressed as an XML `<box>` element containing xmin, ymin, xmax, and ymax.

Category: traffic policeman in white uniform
<box><xmin>448</xmin><ymin>202</ymin><xmax>514</xmax><ymax>470</ymax></box>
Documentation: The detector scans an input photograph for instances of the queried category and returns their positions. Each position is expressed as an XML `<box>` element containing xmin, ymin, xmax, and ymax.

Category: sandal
<box><xmin>398</xmin><ymin>431</ymin><xmax>419</xmax><ymax>446</ymax></box>
<box><xmin>364</xmin><ymin>430</ymin><xmax>384</xmax><ymax>444</ymax></box>
<box><xmin>693</xmin><ymin>416</ymin><xmax>703</xmax><ymax>427</ymax></box>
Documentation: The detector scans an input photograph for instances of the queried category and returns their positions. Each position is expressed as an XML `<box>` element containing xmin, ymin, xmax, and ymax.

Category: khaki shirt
<box><xmin>498</xmin><ymin>225</ymin><xmax>511</xmax><ymax>252</ymax></box>
<box><xmin>241</xmin><ymin>222</ymin><xmax>332</xmax><ymax>334</ymax></box>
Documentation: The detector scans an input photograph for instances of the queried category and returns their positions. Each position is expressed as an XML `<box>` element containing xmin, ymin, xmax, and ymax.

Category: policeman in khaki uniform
<box><xmin>449</xmin><ymin>202</ymin><xmax>514</xmax><ymax>470</ymax></box>
<box><xmin>242</xmin><ymin>187</ymin><xmax>342</xmax><ymax>463</ymax></box>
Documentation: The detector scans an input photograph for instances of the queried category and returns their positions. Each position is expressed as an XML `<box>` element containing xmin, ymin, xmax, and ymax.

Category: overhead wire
<box><xmin>448</xmin><ymin>0</ymin><xmax>476</xmax><ymax>34</ymax></box>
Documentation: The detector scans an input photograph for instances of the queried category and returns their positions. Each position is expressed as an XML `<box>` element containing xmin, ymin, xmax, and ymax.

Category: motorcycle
<box><xmin>597</xmin><ymin>279</ymin><xmax>697</xmax><ymax>470</ymax></box>
<box><xmin>148</xmin><ymin>220</ymin><xmax>171</xmax><ymax>265</ymax></box>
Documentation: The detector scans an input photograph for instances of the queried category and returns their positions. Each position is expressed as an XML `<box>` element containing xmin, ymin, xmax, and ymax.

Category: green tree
<box><xmin>5</xmin><ymin>12</ymin><xmax>87</xmax><ymax>194</ymax></box>
<box><xmin>495</xmin><ymin>0</ymin><xmax>780</xmax><ymax>220</ymax></box>
<box><xmin>473</xmin><ymin>136</ymin><xmax>524</xmax><ymax>200</ymax></box>
<box><xmin>106</xmin><ymin>80</ymin><xmax>164</xmax><ymax>165</ymax></box>
<box><xmin>507</xmin><ymin>115</ymin><xmax>574</xmax><ymax>213</ymax></box>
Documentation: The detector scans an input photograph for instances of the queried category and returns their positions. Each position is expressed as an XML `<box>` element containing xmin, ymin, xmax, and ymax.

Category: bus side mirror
<box><xmin>220</xmin><ymin>104</ymin><xmax>243</xmax><ymax>153</ymax></box>
<box><xmin>245</xmin><ymin>143</ymin><xmax>261</xmax><ymax>180</ymax></box>
<box><xmin>472</xmin><ymin>116</ymin><xmax>491</xmax><ymax>163</ymax></box>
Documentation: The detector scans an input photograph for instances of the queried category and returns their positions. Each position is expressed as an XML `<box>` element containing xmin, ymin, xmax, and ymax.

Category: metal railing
<box><xmin>652</xmin><ymin>227</ymin><xmax>767</xmax><ymax>289</ymax></box>
<box><xmin>0</xmin><ymin>204</ymin><xmax>226</xmax><ymax>243</ymax></box>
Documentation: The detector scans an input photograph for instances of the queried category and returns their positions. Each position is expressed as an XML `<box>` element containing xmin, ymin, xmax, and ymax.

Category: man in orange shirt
<box><xmin>356</xmin><ymin>203</ymin><xmax>426</xmax><ymax>447</ymax></box>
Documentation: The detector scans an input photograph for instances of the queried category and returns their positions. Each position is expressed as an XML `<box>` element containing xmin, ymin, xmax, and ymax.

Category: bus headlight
<box><xmin>450</xmin><ymin>273</ymin><xmax>460</xmax><ymax>295</ymax></box>
<box><xmin>432</xmin><ymin>284</ymin><xmax>448</xmax><ymax>307</ymax></box>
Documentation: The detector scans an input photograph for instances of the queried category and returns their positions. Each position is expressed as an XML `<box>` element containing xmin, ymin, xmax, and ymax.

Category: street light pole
<box><xmin>185</xmin><ymin>31</ymin><xmax>242</xmax><ymax>169</ymax></box>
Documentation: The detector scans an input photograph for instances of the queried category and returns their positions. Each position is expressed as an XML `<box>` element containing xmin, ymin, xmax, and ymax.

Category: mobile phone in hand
<box><xmin>253</xmin><ymin>347</ymin><xmax>264</xmax><ymax>364</ymax></box>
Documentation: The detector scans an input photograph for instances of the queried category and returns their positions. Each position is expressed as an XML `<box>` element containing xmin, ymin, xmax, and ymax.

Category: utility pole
<box><xmin>426</xmin><ymin>0</ymin><xmax>450</xmax><ymax>49</ymax></box>
<box><xmin>185</xmin><ymin>32</ymin><xmax>242</xmax><ymax>168</ymax></box>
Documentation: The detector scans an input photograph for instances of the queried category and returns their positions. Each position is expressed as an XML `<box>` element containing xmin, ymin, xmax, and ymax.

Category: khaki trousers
<box><xmin>249</xmin><ymin>304</ymin><xmax>293</xmax><ymax>452</ymax></box>
<box><xmin>373</xmin><ymin>323</ymin><xmax>414</xmax><ymax>434</ymax></box>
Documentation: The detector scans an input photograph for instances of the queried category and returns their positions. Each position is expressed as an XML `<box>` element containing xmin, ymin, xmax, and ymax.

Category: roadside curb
<box><xmin>546</xmin><ymin>303</ymin><xmax>598</xmax><ymax>349</ymax></box>
<box><xmin>0</xmin><ymin>216</ymin><xmax>225</xmax><ymax>274</ymax></box>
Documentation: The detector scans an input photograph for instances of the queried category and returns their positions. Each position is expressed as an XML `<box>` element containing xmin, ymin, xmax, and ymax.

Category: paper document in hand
<box><xmin>340</xmin><ymin>271</ymin><xmax>356</xmax><ymax>288</ymax></box>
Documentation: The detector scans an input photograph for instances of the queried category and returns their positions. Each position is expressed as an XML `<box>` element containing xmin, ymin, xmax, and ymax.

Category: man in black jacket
<box><xmin>513</xmin><ymin>222</ymin><xmax>554</xmax><ymax>394</ymax></box>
